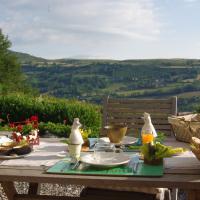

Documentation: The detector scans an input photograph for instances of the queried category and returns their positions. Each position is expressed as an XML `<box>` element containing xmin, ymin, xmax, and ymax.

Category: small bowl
<box><xmin>104</xmin><ymin>125</ymin><xmax>127</xmax><ymax>144</ymax></box>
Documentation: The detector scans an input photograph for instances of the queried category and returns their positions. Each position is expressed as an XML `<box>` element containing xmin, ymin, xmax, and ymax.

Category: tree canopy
<box><xmin>0</xmin><ymin>29</ymin><xmax>25</xmax><ymax>94</ymax></box>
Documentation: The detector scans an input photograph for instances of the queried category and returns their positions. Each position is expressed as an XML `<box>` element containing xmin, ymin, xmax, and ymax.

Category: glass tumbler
<box><xmin>93</xmin><ymin>142</ymin><xmax>116</xmax><ymax>162</ymax></box>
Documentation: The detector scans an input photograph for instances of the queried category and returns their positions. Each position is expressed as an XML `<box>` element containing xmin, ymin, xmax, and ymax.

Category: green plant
<box><xmin>0</xmin><ymin>124</ymin><xmax>13</xmax><ymax>131</ymax></box>
<box><xmin>140</xmin><ymin>142</ymin><xmax>186</xmax><ymax>162</ymax></box>
<box><xmin>38</xmin><ymin>122</ymin><xmax>71</xmax><ymax>137</ymax></box>
<box><xmin>21</xmin><ymin>124</ymin><xmax>34</xmax><ymax>135</ymax></box>
<box><xmin>0</xmin><ymin>94</ymin><xmax>101</xmax><ymax>137</ymax></box>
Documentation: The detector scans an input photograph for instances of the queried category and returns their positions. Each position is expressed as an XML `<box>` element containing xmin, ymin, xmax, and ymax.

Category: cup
<box><xmin>68</xmin><ymin>143</ymin><xmax>82</xmax><ymax>162</ymax></box>
<box><xmin>93</xmin><ymin>142</ymin><xmax>115</xmax><ymax>162</ymax></box>
<box><xmin>104</xmin><ymin>125</ymin><xmax>127</xmax><ymax>144</ymax></box>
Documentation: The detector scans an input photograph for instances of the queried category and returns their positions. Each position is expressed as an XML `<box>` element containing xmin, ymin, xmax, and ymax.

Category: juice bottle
<box><xmin>141</xmin><ymin>112</ymin><xmax>156</xmax><ymax>144</ymax></box>
<box><xmin>141</xmin><ymin>128</ymin><xmax>154</xmax><ymax>144</ymax></box>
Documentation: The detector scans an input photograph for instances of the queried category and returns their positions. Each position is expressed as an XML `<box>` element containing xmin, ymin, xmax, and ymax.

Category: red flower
<box><xmin>12</xmin><ymin>132</ymin><xmax>22</xmax><ymax>142</ymax></box>
<box><xmin>9</xmin><ymin>123</ymin><xmax>15</xmax><ymax>128</ymax></box>
<box><xmin>30</xmin><ymin>115</ymin><xmax>38</xmax><ymax>122</ymax></box>
<box><xmin>17</xmin><ymin>124</ymin><xmax>23</xmax><ymax>132</ymax></box>
<box><xmin>25</xmin><ymin>119</ymin><xmax>31</xmax><ymax>125</ymax></box>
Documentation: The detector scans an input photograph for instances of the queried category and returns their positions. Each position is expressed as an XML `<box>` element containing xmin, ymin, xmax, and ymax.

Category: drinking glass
<box><xmin>93</xmin><ymin>142</ymin><xmax>116</xmax><ymax>162</ymax></box>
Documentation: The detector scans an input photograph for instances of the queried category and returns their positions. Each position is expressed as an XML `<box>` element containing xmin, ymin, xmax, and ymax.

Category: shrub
<box><xmin>0</xmin><ymin>94</ymin><xmax>101</xmax><ymax>137</ymax></box>
<box><xmin>39</xmin><ymin>122</ymin><xmax>71</xmax><ymax>137</ymax></box>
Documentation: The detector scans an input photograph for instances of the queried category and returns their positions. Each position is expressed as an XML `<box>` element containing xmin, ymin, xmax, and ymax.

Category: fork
<box><xmin>71</xmin><ymin>160</ymin><xmax>81</xmax><ymax>170</ymax></box>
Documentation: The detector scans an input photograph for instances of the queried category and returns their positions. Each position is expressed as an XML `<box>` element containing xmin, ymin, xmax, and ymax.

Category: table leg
<box><xmin>1</xmin><ymin>181</ymin><xmax>17</xmax><ymax>200</ymax></box>
<box><xmin>28</xmin><ymin>183</ymin><xmax>40</xmax><ymax>195</ymax></box>
<box><xmin>171</xmin><ymin>188</ymin><xmax>178</xmax><ymax>200</ymax></box>
<box><xmin>187</xmin><ymin>190</ymin><xmax>200</xmax><ymax>200</ymax></box>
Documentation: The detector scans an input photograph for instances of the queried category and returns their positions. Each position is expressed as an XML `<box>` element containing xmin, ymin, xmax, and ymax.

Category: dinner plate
<box><xmin>0</xmin><ymin>147</ymin><xmax>33</xmax><ymax>160</ymax></box>
<box><xmin>0</xmin><ymin>154</ymin><xmax>30</xmax><ymax>160</ymax></box>
<box><xmin>99</xmin><ymin>136</ymin><xmax>137</xmax><ymax>145</ymax></box>
<box><xmin>120</xmin><ymin>136</ymin><xmax>138</xmax><ymax>145</ymax></box>
<box><xmin>80</xmin><ymin>153</ymin><xmax>130</xmax><ymax>168</ymax></box>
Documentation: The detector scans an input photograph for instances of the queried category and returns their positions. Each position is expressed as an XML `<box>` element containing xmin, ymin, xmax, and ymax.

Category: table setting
<box><xmin>47</xmin><ymin>115</ymin><xmax>186</xmax><ymax>178</ymax></box>
<box><xmin>0</xmin><ymin>114</ymin><xmax>190</xmax><ymax>176</ymax></box>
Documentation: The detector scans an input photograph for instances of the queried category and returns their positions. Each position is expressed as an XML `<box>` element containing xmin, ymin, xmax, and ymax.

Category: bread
<box><xmin>1</xmin><ymin>141</ymin><xmax>16</xmax><ymax>148</ymax></box>
<box><xmin>191</xmin><ymin>137</ymin><xmax>200</xmax><ymax>149</ymax></box>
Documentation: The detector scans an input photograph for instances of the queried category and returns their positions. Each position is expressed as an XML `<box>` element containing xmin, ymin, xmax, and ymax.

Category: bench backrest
<box><xmin>101</xmin><ymin>96</ymin><xmax>177</xmax><ymax>137</ymax></box>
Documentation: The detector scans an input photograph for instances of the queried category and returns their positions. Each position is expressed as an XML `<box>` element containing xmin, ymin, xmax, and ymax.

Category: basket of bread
<box><xmin>168</xmin><ymin>114</ymin><xmax>200</xmax><ymax>143</ymax></box>
<box><xmin>0</xmin><ymin>136</ymin><xmax>32</xmax><ymax>157</ymax></box>
<box><xmin>191</xmin><ymin>137</ymin><xmax>200</xmax><ymax>160</ymax></box>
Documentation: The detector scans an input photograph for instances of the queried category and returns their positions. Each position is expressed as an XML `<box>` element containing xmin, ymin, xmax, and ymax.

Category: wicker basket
<box><xmin>191</xmin><ymin>147</ymin><xmax>200</xmax><ymax>161</ymax></box>
<box><xmin>168</xmin><ymin>114</ymin><xmax>200</xmax><ymax>143</ymax></box>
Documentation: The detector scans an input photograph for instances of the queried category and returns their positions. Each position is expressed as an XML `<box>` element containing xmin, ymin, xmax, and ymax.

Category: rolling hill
<box><xmin>12</xmin><ymin>51</ymin><xmax>200</xmax><ymax>112</ymax></box>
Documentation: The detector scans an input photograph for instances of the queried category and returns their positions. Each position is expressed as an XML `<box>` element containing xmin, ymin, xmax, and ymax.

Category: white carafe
<box><xmin>141</xmin><ymin>112</ymin><xmax>157</xmax><ymax>137</ymax></box>
<box><xmin>68</xmin><ymin>118</ymin><xmax>84</xmax><ymax>161</ymax></box>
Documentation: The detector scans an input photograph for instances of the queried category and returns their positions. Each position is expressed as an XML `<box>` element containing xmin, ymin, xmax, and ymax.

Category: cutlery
<box><xmin>60</xmin><ymin>163</ymin><xmax>69</xmax><ymax>172</ymax></box>
<box><xmin>71</xmin><ymin>160</ymin><xmax>81</xmax><ymax>170</ymax></box>
<box><xmin>60</xmin><ymin>160</ymin><xmax>81</xmax><ymax>172</ymax></box>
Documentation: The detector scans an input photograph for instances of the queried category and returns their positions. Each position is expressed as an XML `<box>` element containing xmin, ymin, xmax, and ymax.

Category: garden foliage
<box><xmin>0</xmin><ymin>94</ymin><xmax>101</xmax><ymax>137</ymax></box>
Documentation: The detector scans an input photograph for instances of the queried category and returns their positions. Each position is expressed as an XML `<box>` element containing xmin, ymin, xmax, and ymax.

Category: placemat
<box><xmin>46</xmin><ymin>160</ymin><xmax>163</xmax><ymax>177</ymax></box>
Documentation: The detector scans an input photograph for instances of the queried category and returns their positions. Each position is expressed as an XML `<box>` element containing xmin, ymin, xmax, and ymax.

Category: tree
<box><xmin>0</xmin><ymin>29</ymin><xmax>25</xmax><ymax>94</ymax></box>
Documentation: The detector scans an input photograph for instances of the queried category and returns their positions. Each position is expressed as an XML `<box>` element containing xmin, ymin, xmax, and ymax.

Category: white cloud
<box><xmin>0</xmin><ymin>0</ymin><xmax>162</xmax><ymax>58</ymax></box>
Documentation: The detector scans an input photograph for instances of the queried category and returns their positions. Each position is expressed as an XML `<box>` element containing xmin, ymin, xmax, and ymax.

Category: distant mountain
<box><xmin>11</xmin><ymin>50</ymin><xmax>200</xmax><ymax>67</ymax></box>
<box><xmin>11</xmin><ymin>50</ymin><xmax>47</xmax><ymax>64</ymax></box>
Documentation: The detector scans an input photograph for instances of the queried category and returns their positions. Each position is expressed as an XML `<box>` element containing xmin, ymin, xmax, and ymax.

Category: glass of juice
<box><xmin>142</xmin><ymin>133</ymin><xmax>154</xmax><ymax>144</ymax></box>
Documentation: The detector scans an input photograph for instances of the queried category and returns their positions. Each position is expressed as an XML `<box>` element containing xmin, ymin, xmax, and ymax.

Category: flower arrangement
<box><xmin>79</xmin><ymin>128</ymin><xmax>92</xmax><ymax>140</ymax></box>
<box><xmin>8</xmin><ymin>115</ymin><xmax>40</xmax><ymax>145</ymax></box>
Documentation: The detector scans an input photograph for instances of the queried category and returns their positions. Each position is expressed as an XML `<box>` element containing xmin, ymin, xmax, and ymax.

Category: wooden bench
<box><xmin>101</xmin><ymin>96</ymin><xmax>177</xmax><ymax>137</ymax></box>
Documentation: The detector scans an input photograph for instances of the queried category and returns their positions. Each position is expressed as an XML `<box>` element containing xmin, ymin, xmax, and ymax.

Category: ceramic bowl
<box><xmin>104</xmin><ymin>125</ymin><xmax>127</xmax><ymax>144</ymax></box>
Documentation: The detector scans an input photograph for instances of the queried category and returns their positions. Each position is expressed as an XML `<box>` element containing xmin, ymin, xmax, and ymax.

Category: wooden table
<box><xmin>0</xmin><ymin>137</ymin><xmax>200</xmax><ymax>200</ymax></box>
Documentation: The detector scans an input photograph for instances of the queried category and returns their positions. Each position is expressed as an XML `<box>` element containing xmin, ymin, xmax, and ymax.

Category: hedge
<box><xmin>0</xmin><ymin>94</ymin><xmax>101</xmax><ymax>137</ymax></box>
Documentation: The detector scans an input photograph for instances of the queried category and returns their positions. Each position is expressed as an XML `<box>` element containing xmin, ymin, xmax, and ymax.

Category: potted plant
<box><xmin>140</xmin><ymin>141</ymin><xmax>186</xmax><ymax>165</ymax></box>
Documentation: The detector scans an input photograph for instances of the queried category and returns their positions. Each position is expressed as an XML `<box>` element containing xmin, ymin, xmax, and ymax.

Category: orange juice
<box><xmin>142</xmin><ymin>133</ymin><xmax>154</xmax><ymax>144</ymax></box>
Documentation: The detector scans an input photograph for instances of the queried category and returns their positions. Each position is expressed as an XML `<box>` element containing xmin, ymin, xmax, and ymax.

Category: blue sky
<box><xmin>0</xmin><ymin>0</ymin><xmax>200</xmax><ymax>59</ymax></box>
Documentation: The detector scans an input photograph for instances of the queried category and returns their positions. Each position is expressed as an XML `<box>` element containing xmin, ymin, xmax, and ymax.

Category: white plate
<box><xmin>99</xmin><ymin>136</ymin><xmax>137</xmax><ymax>145</ymax></box>
<box><xmin>0</xmin><ymin>154</ymin><xmax>28</xmax><ymax>160</ymax></box>
<box><xmin>0</xmin><ymin>150</ymin><xmax>32</xmax><ymax>160</ymax></box>
<box><xmin>80</xmin><ymin>153</ymin><xmax>130</xmax><ymax>168</ymax></box>
<box><xmin>121</xmin><ymin>136</ymin><xmax>137</xmax><ymax>145</ymax></box>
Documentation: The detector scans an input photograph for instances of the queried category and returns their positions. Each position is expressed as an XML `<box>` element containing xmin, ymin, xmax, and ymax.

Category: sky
<box><xmin>0</xmin><ymin>0</ymin><xmax>200</xmax><ymax>60</ymax></box>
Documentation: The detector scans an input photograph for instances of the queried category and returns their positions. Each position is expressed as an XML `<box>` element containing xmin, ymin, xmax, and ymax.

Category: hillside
<box><xmin>11</xmin><ymin>51</ymin><xmax>47</xmax><ymax>64</ymax></box>
<box><xmin>13</xmin><ymin>51</ymin><xmax>200</xmax><ymax>112</ymax></box>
